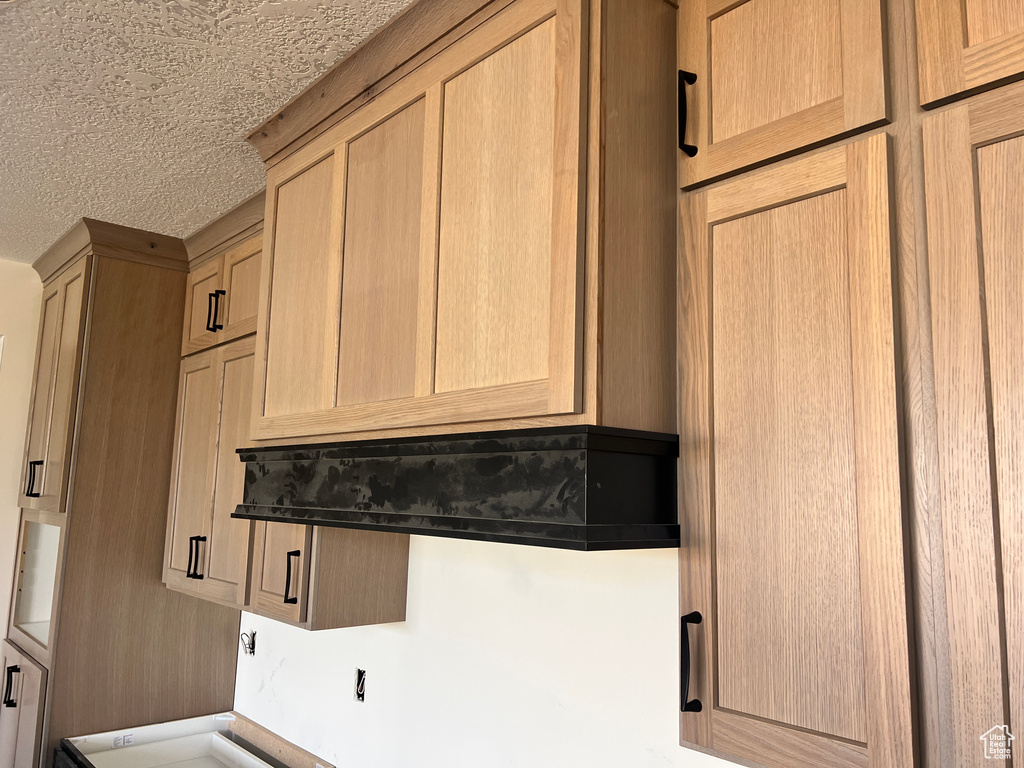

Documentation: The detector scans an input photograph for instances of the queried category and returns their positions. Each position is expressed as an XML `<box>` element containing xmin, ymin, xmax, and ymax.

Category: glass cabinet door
<box><xmin>9</xmin><ymin>512</ymin><xmax>64</xmax><ymax>667</ymax></box>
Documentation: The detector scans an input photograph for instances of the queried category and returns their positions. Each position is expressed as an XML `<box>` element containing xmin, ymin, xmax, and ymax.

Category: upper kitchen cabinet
<box><xmin>20</xmin><ymin>258</ymin><xmax>88</xmax><ymax>512</ymax></box>
<box><xmin>920</xmin><ymin>82</ymin><xmax>1024</xmax><ymax>767</ymax></box>
<box><xmin>181</xmin><ymin>191</ymin><xmax>265</xmax><ymax>356</ymax></box>
<box><xmin>678</xmin><ymin>135</ymin><xmax>913</xmax><ymax>767</ymax></box>
<box><xmin>917</xmin><ymin>0</ymin><xmax>1024</xmax><ymax>106</ymax></box>
<box><xmin>678</xmin><ymin>0</ymin><xmax>888</xmax><ymax>188</ymax></box>
<box><xmin>246</xmin><ymin>0</ymin><xmax>677</xmax><ymax>442</ymax></box>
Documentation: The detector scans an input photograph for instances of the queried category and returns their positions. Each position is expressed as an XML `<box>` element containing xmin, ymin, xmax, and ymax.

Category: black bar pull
<box><xmin>192</xmin><ymin>536</ymin><xmax>207</xmax><ymax>580</ymax></box>
<box><xmin>681</xmin><ymin>611</ymin><xmax>703</xmax><ymax>713</ymax></box>
<box><xmin>3</xmin><ymin>664</ymin><xmax>18</xmax><ymax>708</ymax></box>
<box><xmin>186</xmin><ymin>536</ymin><xmax>196</xmax><ymax>578</ymax></box>
<box><xmin>284</xmin><ymin>550</ymin><xmax>300</xmax><ymax>605</ymax></box>
<box><xmin>206</xmin><ymin>290</ymin><xmax>225</xmax><ymax>332</ymax></box>
<box><xmin>679</xmin><ymin>70</ymin><xmax>698</xmax><ymax>158</ymax></box>
<box><xmin>25</xmin><ymin>460</ymin><xmax>43</xmax><ymax>497</ymax></box>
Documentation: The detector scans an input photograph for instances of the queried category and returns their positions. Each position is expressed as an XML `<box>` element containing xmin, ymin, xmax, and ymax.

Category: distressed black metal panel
<box><xmin>232</xmin><ymin>426</ymin><xmax>680</xmax><ymax>551</ymax></box>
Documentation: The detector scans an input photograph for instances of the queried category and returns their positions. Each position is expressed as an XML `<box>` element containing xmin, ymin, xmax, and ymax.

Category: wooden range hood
<box><xmin>231</xmin><ymin>427</ymin><xmax>679</xmax><ymax>551</ymax></box>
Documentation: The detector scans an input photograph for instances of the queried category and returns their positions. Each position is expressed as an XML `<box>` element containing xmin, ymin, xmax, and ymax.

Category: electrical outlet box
<box><xmin>354</xmin><ymin>669</ymin><xmax>366</xmax><ymax>702</ymax></box>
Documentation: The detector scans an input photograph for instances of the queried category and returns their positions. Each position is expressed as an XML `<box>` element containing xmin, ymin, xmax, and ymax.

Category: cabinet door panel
<box><xmin>164</xmin><ymin>351</ymin><xmax>217</xmax><ymax>591</ymax></box>
<box><xmin>263</xmin><ymin>156</ymin><xmax>342</xmax><ymax>418</ymax></box>
<box><xmin>679</xmin><ymin>0</ymin><xmax>886</xmax><ymax>187</ymax></box>
<box><xmin>251</xmin><ymin>522</ymin><xmax>312</xmax><ymax>624</ymax></box>
<box><xmin>223</xmin><ymin>242</ymin><xmax>261</xmax><ymax>330</ymax></box>
<box><xmin>435</xmin><ymin>20</ymin><xmax>555</xmax><ymax>393</ymax></box>
<box><xmin>678</xmin><ymin>135</ymin><xmax>912</xmax><ymax>767</ymax></box>
<box><xmin>0</xmin><ymin>640</ymin><xmax>47</xmax><ymax>768</ymax></box>
<box><xmin>918</xmin><ymin>0</ymin><xmax>1024</xmax><ymax>105</ymax></box>
<box><xmin>923</xmin><ymin>95</ymin><xmax>1024</xmax><ymax>767</ymax></box>
<box><xmin>183</xmin><ymin>259</ymin><xmax>222</xmax><ymax>352</ymax></box>
<box><xmin>22</xmin><ymin>285</ymin><xmax>61</xmax><ymax>506</ymax></box>
<box><xmin>205</xmin><ymin>339</ymin><xmax>256</xmax><ymax>606</ymax></box>
<box><xmin>336</xmin><ymin>100</ymin><xmax>426</xmax><ymax>406</ymax></box>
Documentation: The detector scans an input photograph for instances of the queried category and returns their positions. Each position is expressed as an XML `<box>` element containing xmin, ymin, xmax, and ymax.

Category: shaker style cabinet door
<box><xmin>181</xmin><ymin>235</ymin><xmax>261</xmax><ymax>356</ymax></box>
<box><xmin>20</xmin><ymin>258</ymin><xmax>88</xmax><ymax>512</ymax></box>
<box><xmin>678</xmin><ymin>0</ymin><xmax>887</xmax><ymax>188</ymax></box>
<box><xmin>0</xmin><ymin>640</ymin><xmax>47</xmax><ymax>768</ymax></box>
<box><xmin>921</xmin><ymin>86</ymin><xmax>1024</xmax><ymax>767</ymax></box>
<box><xmin>164</xmin><ymin>336</ymin><xmax>255</xmax><ymax>608</ymax></box>
<box><xmin>250</xmin><ymin>522</ymin><xmax>313</xmax><ymax>625</ymax></box>
<box><xmin>677</xmin><ymin>134</ymin><xmax>913</xmax><ymax>768</ymax></box>
<box><xmin>917</xmin><ymin>0</ymin><xmax>1024</xmax><ymax>106</ymax></box>
<box><xmin>253</xmin><ymin>0</ymin><xmax>584</xmax><ymax>441</ymax></box>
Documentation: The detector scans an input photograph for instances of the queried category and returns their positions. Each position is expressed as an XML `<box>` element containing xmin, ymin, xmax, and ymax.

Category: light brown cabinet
<box><xmin>249</xmin><ymin>0</ymin><xmax>677</xmax><ymax>442</ymax></box>
<box><xmin>920</xmin><ymin>84</ymin><xmax>1024</xmax><ymax>768</ymax></box>
<box><xmin>678</xmin><ymin>135</ymin><xmax>914</xmax><ymax>768</ymax></box>
<box><xmin>164</xmin><ymin>336</ymin><xmax>256</xmax><ymax>609</ymax></box>
<box><xmin>181</xmin><ymin>235</ymin><xmax>261</xmax><ymax>356</ymax></box>
<box><xmin>677</xmin><ymin>0</ymin><xmax>887</xmax><ymax>188</ymax></box>
<box><xmin>19</xmin><ymin>258</ymin><xmax>88</xmax><ymax>513</ymax></box>
<box><xmin>6</xmin><ymin>220</ymin><xmax>240</xmax><ymax>761</ymax></box>
<box><xmin>0</xmin><ymin>640</ymin><xmax>47</xmax><ymax>768</ymax></box>
<box><xmin>250</xmin><ymin>522</ymin><xmax>409</xmax><ymax>631</ymax></box>
<box><xmin>916</xmin><ymin>0</ymin><xmax>1024</xmax><ymax>106</ymax></box>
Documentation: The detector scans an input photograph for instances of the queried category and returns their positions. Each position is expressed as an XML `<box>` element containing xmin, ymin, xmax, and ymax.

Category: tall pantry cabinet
<box><xmin>677</xmin><ymin>0</ymin><xmax>1024</xmax><ymax>766</ymax></box>
<box><xmin>3</xmin><ymin>220</ymin><xmax>239</xmax><ymax>768</ymax></box>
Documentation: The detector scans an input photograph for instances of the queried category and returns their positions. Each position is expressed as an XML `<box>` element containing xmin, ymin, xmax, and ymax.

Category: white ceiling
<box><xmin>0</xmin><ymin>0</ymin><xmax>412</xmax><ymax>263</ymax></box>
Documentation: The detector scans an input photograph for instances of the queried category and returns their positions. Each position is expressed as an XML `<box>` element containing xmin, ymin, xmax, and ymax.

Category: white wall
<box><xmin>0</xmin><ymin>260</ymin><xmax>43</xmax><ymax>634</ymax></box>
<box><xmin>235</xmin><ymin>537</ymin><xmax>734</xmax><ymax>768</ymax></box>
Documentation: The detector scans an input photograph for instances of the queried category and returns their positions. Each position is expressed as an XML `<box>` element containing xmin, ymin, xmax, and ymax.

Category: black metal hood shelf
<box><xmin>232</xmin><ymin>426</ymin><xmax>679</xmax><ymax>551</ymax></box>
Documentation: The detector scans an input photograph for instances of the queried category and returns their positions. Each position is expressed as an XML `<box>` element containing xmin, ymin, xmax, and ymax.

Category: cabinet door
<box><xmin>164</xmin><ymin>349</ymin><xmax>217</xmax><ymax>593</ymax></box>
<box><xmin>202</xmin><ymin>336</ymin><xmax>256</xmax><ymax>607</ymax></box>
<box><xmin>181</xmin><ymin>257</ymin><xmax>223</xmax><ymax>355</ymax></box>
<box><xmin>220</xmin><ymin>238</ymin><xmax>261</xmax><ymax>339</ymax></box>
<box><xmin>0</xmin><ymin>640</ymin><xmax>47</xmax><ymax>768</ymax></box>
<box><xmin>254</xmin><ymin>0</ymin><xmax>584</xmax><ymax>441</ymax></box>
<box><xmin>678</xmin><ymin>0</ymin><xmax>886</xmax><ymax>188</ymax></box>
<box><xmin>917</xmin><ymin>0</ymin><xmax>1024</xmax><ymax>105</ymax></box>
<box><xmin>20</xmin><ymin>259</ymin><xmax>88</xmax><ymax>512</ymax></box>
<box><xmin>678</xmin><ymin>134</ymin><xmax>913</xmax><ymax>767</ymax></box>
<box><xmin>922</xmin><ymin>89</ymin><xmax>1024</xmax><ymax>767</ymax></box>
<box><xmin>251</xmin><ymin>522</ymin><xmax>312</xmax><ymax>624</ymax></box>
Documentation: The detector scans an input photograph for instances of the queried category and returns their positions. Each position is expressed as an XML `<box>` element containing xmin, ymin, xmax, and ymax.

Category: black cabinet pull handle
<box><xmin>284</xmin><ymin>549</ymin><xmax>300</xmax><ymax>605</ymax></box>
<box><xmin>25</xmin><ymin>460</ymin><xmax>43</xmax><ymax>497</ymax></box>
<box><xmin>679</xmin><ymin>70</ymin><xmax>698</xmax><ymax>158</ymax></box>
<box><xmin>681</xmin><ymin>611</ymin><xmax>703</xmax><ymax>713</ymax></box>
<box><xmin>186</xmin><ymin>536</ymin><xmax>196</xmax><ymax>579</ymax></box>
<box><xmin>193</xmin><ymin>536</ymin><xmax>207</xmax><ymax>580</ymax></box>
<box><xmin>3</xmin><ymin>664</ymin><xmax>18</xmax><ymax>708</ymax></box>
<box><xmin>206</xmin><ymin>290</ymin><xmax>225</xmax><ymax>332</ymax></box>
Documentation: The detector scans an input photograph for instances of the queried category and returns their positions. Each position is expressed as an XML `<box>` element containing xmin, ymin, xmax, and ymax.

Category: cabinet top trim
<box><xmin>184</xmin><ymin>189</ymin><xmax>266</xmax><ymax>265</ymax></box>
<box><xmin>34</xmin><ymin>218</ymin><xmax>188</xmax><ymax>284</ymax></box>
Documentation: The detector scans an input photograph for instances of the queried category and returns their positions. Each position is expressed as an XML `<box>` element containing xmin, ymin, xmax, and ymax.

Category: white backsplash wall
<box><xmin>0</xmin><ymin>260</ymin><xmax>43</xmax><ymax>633</ymax></box>
<box><xmin>234</xmin><ymin>536</ymin><xmax>734</xmax><ymax>768</ymax></box>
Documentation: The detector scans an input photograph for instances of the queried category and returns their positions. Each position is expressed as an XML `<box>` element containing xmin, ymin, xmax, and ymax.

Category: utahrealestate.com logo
<box><xmin>981</xmin><ymin>725</ymin><xmax>1014</xmax><ymax>760</ymax></box>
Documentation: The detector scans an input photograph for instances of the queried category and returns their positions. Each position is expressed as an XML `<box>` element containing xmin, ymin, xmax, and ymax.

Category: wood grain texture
<box><xmin>710</xmin><ymin>0</ymin><xmax>842</xmax><ymax>142</ymax></box>
<box><xmin>0</xmin><ymin>639</ymin><xmax>47</xmax><ymax>768</ymax></box>
<box><xmin>922</xmin><ymin>105</ymin><xmax>1008</xmax><ymax>768</ymax></box>
<box><xmin>713</xmin><ymin>189</ymin><xmax>866</xmax><ymax>741</ymax></box>
<box><xmin>251</xmin><ymin>522</ymin><xmax>312</xmax><ymax>624</ymax></box>
<box><xmin>183</xmin><ymin>257</ymin><xmax>223</xmax><ymax>352</ymax></box>
<box><xmin>434</xmin><ymin>19</ymin><xmax>555</xmax><ymax>394</ymax></box>
<box><xmin>263</xmin><ymin>155</ymin><xmax>342</xmax><ymax>417</ymax></box>
<box><xmin>415</xmin><ymin>86</ymin><xmax>444</xmax><ymax>399</ymax></box>
<box><xmin>337</xmin><ymin>99</ymin><xmax>425</xmax><ymax>407</ymax></box>
<box><xmin>21</xmin><ymin>284</ymin><xmax>61</xmax><ymax>509</ymax></box>
<box><xmin>597</xmin><ymin>0</ymin><xmax>676</xmax><ymax>433</ymax></box>
<box><xmin>976</xmin><ymin>135</ymin><xmax>1024</xmax><ymax>756</ymax></box>
<box><xmin>228</xmin><ymin>713</ymin><xmax>335</xmax><ymax>768</ymax></box>
<box><xmin>184</xmin><ymin>189</ymin><xmax>266</xmax><ymax>263</ymax></box>
<box><xmin>966</xmin><ymin>0</ymin><xmax>1024</xmax><ymax>45</ymax></box>
<box><xmin>47</xmin><ymin>255</ymin><xmax>239</xmax><ymax>755</ymax></box>
<box><xmin>309</xmin><ymin>528</ymin><xmax>409</xmax><ymax>630</ymax></box>
<box><xmin>223</xmin><ymin>240</ymin><xmax>262</xmax><ymax>331</ymax></box>
<box><xmin>712</xmin><ymin>710</ymin><xmax>869</xmax><ymax>768</ymax></box>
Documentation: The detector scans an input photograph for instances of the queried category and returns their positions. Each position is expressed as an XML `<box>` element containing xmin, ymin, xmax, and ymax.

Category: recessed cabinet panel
<box><xmin>922</xmin><ymin>95</ymin><xmax>1024</xmax><ymax>767</ymax></box>
<box><xmin>0</xmin><ymin>640</ymin><xmax>47</xmax><ymax>768</ymax></box>
<box><xmin>264</xmin><ymin>156</ymin><xmax>340</xmax><ymax>418</ymax></box>
<box><xmin>713</xmin><ymin>191</ymin><xmax>866</xmax><ymax>740</ymax></box>
<box><xmin>435</xmin><ymin>20</ymin><xmax>555</xmax><ymax>393</ymax></box>
<box><xmin>336</xmin><ymin>100</ymin><xmax>426</xmax><ymax>406</ymax></box>
<box><xmin>224</xmin><ymin>247</ymin><xmax>261</xmax><ymax>328</ymax></box>
<box><xmin>917</xmin><ymin>0</ymin><xmax>1024</xmax><ymax>105</ymax></box>
<box><xmin>679</xmin><ymin>136</ymin><xmax>912</xmax><ymax>767</ymax></box>
<box><xmin>679</xmin><ymin>0</ymin><xmax>886</xmax><ymax>187</ymax></box>
<box><xmin>252</xmin><ymin>522</ymin><xmax>312</xmax><ymax>625</ymax></box>
<box><xmin>23</xmin><ymin>288</ymin><xmax>60</xmax><ymax>504</ymax></box>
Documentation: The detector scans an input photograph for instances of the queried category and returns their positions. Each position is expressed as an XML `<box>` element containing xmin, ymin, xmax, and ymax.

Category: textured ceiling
<box><xmin>0</xmin><ymin>0</ymin><xmax>412</xmax><ymax>263</ymax></box>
